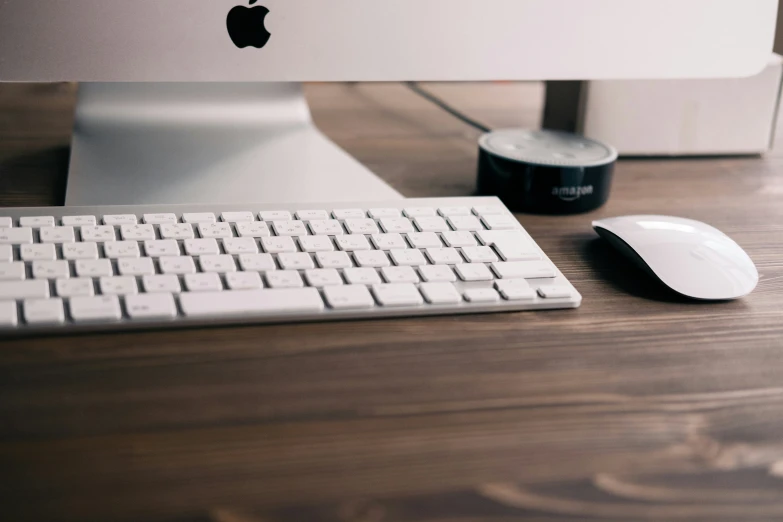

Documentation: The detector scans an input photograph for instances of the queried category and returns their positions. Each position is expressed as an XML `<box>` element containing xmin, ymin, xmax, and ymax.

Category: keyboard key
<box><xmin>482</xmin><ymin>214</ymin><xmax>518</xmax><ymax>230</ymax></box>
<box><xmin>389</xmin><ymin>249</ymin><xmax>427</xmax><ymax>267</ymax></box>
<box><xmin>261</xmin><ymin>236</ymin><xmax>297</xmax><ymax>254</ymax></box>
<box><xmin>32</xmin><ymin>260</ymin><xmax>70</xmax><ymax>279</ymax></box>
<box><xmin>184</xmin><ymin>238</ymin><xmax>220</xmax><ymax>256</ymax></box>
<box><xmin>70</xmin><ymin>296</ymin><xmax>122</xmax><ymax>322</ymax></box>
<box><xmin>20</xmin><ymin>216</ymin><xmax>55</xmax><ymax>228</ymax></box>
<box><xmin>0</xmin><ymin>245</ymin><xmax>11</xmax><ymax>263</ymax></box>
<box><xmin>40</xmin><ymin>226</ymin><xmax>76</xmax><ymax>244</ymax></box>
<box><xmin>438</xmin><ymin>206</ymin><xmax>472</xmax><ymax>217</ymax></box>
<box><xmin>272</xmin><ymin>220</ymin><xmax>308</xmax><ymax>237</ymax></box>
<box><xmin>454</xmin><ymin>263</ymin><xmax>494</xmax><ymax>282</ymax></box>
<box><xmin>491</xmin><ymin>261</ymin><xmax>556</xmax><ymax>280</ymax></box>
<box><xmin>343</xmin><ymin>267</ymin><xmax>382</xmax><ymax>286</ymax></box>
<box><xmin>62</xmin><ymin>242</ymin><xmax>99</xmax><ymax>260</ymax></box>
<box><xmin>103</xmin><ymin>215</ymin><xmax>137</xmax><ymax>226</ymax></box>
<box><xmin>335</xmin><ymin>235</ymin><xmax>371</xmax><ymax>252</ymax></box>
<box><xmin>62</xmin><ymin>215</ymin><xmax>97</xmax><ymax>227</ymax></box>
<box><xmin>407</xmin><ymin>232</ymin><xmax>443</xmax><ymax>249</ymax></box>
<box><xmin>315</xmin><ymin>251</ymin><xmax>353</xmax><ymax>269</ymax></box>
<box><xmin>461</xmin><ymin>246</ymin><xmax>499</xmax><ymax>264</ymax></box>
<box><xmin>225</xmin><ymin>271</ymin><xmax>264</xmax><ymax>291</ymax></box>
<box><xmin>80</xmin><ymin>225</ymin><xmax>116</xmax><ymax>242</ymax></box>
<box><xmin>324</xmin><ymin>285</ymin><xmax>375</xmax><ymax>310</ymax></box>
<box><xmin>199</xmin><ymin>255</ymin><xmax>237</xmax><ymax>273</ymax></box>
<box><xmin>184</xmin><ymin>273</ymin><xmax>223</xmax><ymax>292</ymax></box>
<box><xmin>223</xmin><ymin>237</ymin><xmax>259</xmax><ymax>255</ymax></box>
<box><xmin>143</xmin><ymin>275</ymin><xmax>182</xmax><ymax>294</ymax></box>
<box><xmin>537</xmin><ymin>286</ymin><xmax>574</xmax><ymax>299</ymax></box>
<box><xmin>20</xmin><ymin>244</ymin><xmax>57</xmax><ymax>261</ymax></box>
<box><xmin>496</xmin><ymin>280</ymin><xmax>537</xmax><ymax>301</ymax></box>
<box><xmin>420</xmin><ymin>282</ymin><xmax>462</xmax><ymax>304</ymax></box>
<box><xmin>117</xmin><ymin>257</ymin><xmax>155</xmax><ymax>276</ymax></box>
<box><xmin>344</xmin><ymin>219</ymin><xmax>379</xmax><ymax>235</ymax></box>
<box><xmin>332</xmin><ymin>209</ymin><xmax>366</xmax><ymax>220</ymax></box>
<box><xmin>473</xmin><ymin>205</ymin><xmax>505</xmax><ymax>216</ymax></box>
<box><xmin>368</xmin><ymin>208</ymin><xmax>400</xmax><ymax>219</ymax></box>
<box><xmin>221</xmin><ymin>211</ymin><xmax>255</xmax><ymax>223</ymax></box>
<box><xmin>425</xmin><ymin>248</ymin><xmax>464</xmax><ymax>265</ymax></box>
<box><xmin>495</xmin><ymin>244</ymin><xmax>541</xmax><ymax>262</ymax></box>
<box><xmin>414</xmin><ymin>216</ymin><xmax>449</xmax><ymax>233</ymax></box>
<box><xmin>182</xmin><ymin>213</ymin><xmax>216</xmax><ymax>224</ymax></box>
<box><xmin>448</xmin><ymin>216</ymin><xmax>484</xmax><ymax>232</ymax></box>
<box><xmin>143</xmin><ymin>213</ymin><xmax>178</xmax><ymax>225</ymax></box>
<box><xmin>296</xmin><ymin>210</ymin><xmax>330</xmax><ymax>221</ymax></box>
<box><xmin>0</xmin><ymin>262</ymin><xmax>26</xmax><ymax>281</ymax></box>
<box><xmin>100</xmin><ymin>276</ymin><xmax>138</xmax><ymax>296</ymax></box>
<box><xmin>381</xmin><ymin>266</ymin><xmax>420</xmax><ymax>284</ymax></box>
<box><xmin>144</xmin><ymin>240</ymin><xmax>180</xmax><ymax>257</ymax></box>
<box><xmin>126</xmin><ymin>293</ymin><xmax>178</xmax><ymax>320</ymax></box>
<box><xmin>180</xmin><ymin>288</ymin><xmax>324</xmax><ymax>318</ymax></box>
<box><xmin>159</xmin><ymin>256</ymin><xmax>197</xmax><ymax>275</ymax></box>
<box><xmin>0</xmin><ymin>227</ymin><xmax>33</xmax><ymax>245</ymax></box>
<box><xmin>477</xmin><ymin>230</ymin><xmax>540</xmax><ymax>261</ymax></box>
<box><xmin>265</xmin><ymin>271</ymin><xmax>304</xmax><ymax>289</ymax></box>
<box><xmin>104</xmin><ymin>241</ymin><xmax>141</xmax><ymax>259</ymax></box>
<box><xmin>75</xmin><ymin>259</ymin><xmax>114</xmax><ymax>278</ymax></box>
<box><xmin>419</xmin><ymin>264</ymin><xmax>457</xmax><ymax>283</ymax></box>
<box><xmin>0</xmin><ymin>301</ymin><xmax>18</xmax><ymax>327</ymax></box>
<box><xmin>403</xmin><ymin>207</ymin><xmax>437</xmax><ymax>218</ymax></box>
<box><xmin>235</xmin><ymin>222</ymin><xmax>270</xmax><ymax>238</ymax></box>
<box><xmin>257</xmin><ymin>211</ymin><xmax>292</xmax><ymax>222</ymax></box>
<box><xmin>0</xmin><ymin>218</ymin><xmax>12</xmax><ymax>228</ymax></box>
<box><xmin>0</xmin><ymin>280</ymin><xmax>49</xmax><ymax>300</ymax></box>
<box><xmin>353</xmin><ymin>250</ymin><xmax>390</xmax><ymax>268</ymax></box>
<box><xmin>198</xmin><ymin>222</ymin><xmax>234</xmax><ymax>239</ymax></box>
<box><xmin>305</xmin><ymin>269</ymin><xmax>344</xmax><ymax>287</ymax></box>
<box><xmin>120</xmin><ymin>224</ymin><xmax>156</xmax><ymax>241</ymax></box>
<box><xmin>308</xmin><ymin>220</ymin><xmax>344</xmax><ymax>236</ymax></box>
<box><xmin>56</xmin><ymin>278</ymin><xmax>95</xmax><ymax>298</ymax></box>
<box><xmin>464</xmin><ymin>288</ymin><xmax>501</xmax><ymax>303</ymax></box>
<box><xmin>299</xmin><ymin>236</ymin><xmax>335</xmax><ymax>253</ymax></box>
<box><xmin>239</xmin><ymin>253</ymin><xmax>277</xmax><ymax>272</ymax></box>
<box><xmin>24</xmin><ymin>298</ymin><xmax>65</xmax><ymax>325</ymax></box>
<box><xmin>379</xmin><ymin>217</ymin><xmax>415</xmax><ymax>234</ymax></box>
<box><xmin>278</xmin><ymin>253</ymin><xmax>315</xmax><ymax>271</ymax></box>
<box><xmin>372</xmin><ymin>233</ymin><xmax>408</xmax><ymax>250</ymax></box>
<box><xmin>159</xmin><ymin>223</ymin><xmax>195</xmax><ymax>240</ymax></box>
<box><xmin>373</xmin><ymin>284</ymin><xmax>424</xmax><ymax>307</ymax></box>
<box><xmin>442</xmin><ymin>231</ymin><xmax>478</xmax><ymax>248</ymax></box>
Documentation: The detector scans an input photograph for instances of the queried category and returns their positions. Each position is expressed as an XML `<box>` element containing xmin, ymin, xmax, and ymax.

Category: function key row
<box><xmin>0</xmin><ymin>205</ymin><xmax>508</xmax><ymax>228</ymax></box>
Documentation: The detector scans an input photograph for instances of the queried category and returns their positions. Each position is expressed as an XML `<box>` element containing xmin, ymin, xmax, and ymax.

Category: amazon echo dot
<box><xmin>477</xmin><ymin>129</ymin><xmax>618</xmax><ymax>214</ymax></box>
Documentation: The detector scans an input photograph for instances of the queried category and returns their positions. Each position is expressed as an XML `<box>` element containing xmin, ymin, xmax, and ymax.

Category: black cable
<box><xmin>404</xmin><ymin>82</ymin><xmax>493</xmax><ymax>134</ymax></box>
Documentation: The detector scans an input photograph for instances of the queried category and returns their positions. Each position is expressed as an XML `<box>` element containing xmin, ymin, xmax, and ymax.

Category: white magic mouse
<box><xmin>592</xmin><ymin>215</ymin><xmax>758</xmax><ymax>300</ymax></box>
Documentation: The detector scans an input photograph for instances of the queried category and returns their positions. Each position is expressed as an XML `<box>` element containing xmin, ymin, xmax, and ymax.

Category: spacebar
<box><xmin>180</xmin><ymin>289</ymin><xmax>325</xmax><ymax>318</ymax></box>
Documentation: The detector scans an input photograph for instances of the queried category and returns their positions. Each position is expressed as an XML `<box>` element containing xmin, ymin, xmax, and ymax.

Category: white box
<box><xmin>545</xmin><ymin>55</ymin><xmax>783</xmax><ymax>156</ymax></box>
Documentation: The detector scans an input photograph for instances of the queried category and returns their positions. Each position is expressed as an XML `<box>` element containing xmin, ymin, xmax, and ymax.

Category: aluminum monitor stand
<box><xmin>65</xmin><ymin>83</ymin><xmax>403</xmax><ymax>207</ymax></box>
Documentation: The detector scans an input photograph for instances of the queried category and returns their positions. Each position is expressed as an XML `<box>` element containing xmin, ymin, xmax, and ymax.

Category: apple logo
<box><xmin>227</xmin><ymin>0</ymin><xmax>271</xmax><ymax>49</ymax></box>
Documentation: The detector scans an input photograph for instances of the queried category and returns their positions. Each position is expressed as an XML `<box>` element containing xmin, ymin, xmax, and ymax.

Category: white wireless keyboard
<box><xmin>0</xmin><ymin>197</ymin><xmax>580</xmax><ymax>335</ymax></box>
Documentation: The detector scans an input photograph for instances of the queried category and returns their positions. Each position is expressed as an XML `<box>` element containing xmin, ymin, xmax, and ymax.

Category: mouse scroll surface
<box><xmin>593</xmin><ymin>215</ymin><xmax>758</xmax><ymax>300</ymax></box>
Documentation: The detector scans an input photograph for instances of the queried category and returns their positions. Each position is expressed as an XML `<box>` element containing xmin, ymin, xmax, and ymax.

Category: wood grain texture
<box><xmin>1</xmin><ymin>82</ymin><xmax>783</xmax><ymax>522</ymax></box>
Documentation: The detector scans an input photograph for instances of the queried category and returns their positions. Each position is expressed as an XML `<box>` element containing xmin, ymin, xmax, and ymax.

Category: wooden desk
<box><xmin>2</xmin><ymin>82</ymin><xmax>783</xmax><ymax>522</ymax></box>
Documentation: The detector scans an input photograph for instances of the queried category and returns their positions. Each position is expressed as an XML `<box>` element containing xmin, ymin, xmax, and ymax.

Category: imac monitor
<box><xmin>0</xmin><ymin>0</ymin><xmax>777</xmax><ymax>205</ymax></box>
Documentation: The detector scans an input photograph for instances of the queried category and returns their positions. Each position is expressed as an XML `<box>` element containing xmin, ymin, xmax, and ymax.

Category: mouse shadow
<box><xmin>580</xmin><ymin>235</ymin><xmax>718</xmax><ymax>305</ymax></box>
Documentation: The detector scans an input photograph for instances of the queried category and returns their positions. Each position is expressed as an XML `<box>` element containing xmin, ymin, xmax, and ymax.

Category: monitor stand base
<box><xmin>65</xmin><ymin>83</ymin><xmax>403</xmax><ymax>207</ymax></box>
